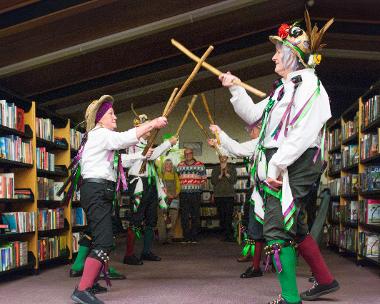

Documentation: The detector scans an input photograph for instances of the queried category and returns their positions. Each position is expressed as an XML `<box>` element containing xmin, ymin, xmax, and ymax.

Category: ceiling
<box><xmin>0</xmin><ymin>0</ymin><xmax>379</xmax><ymax>122</ymax></box>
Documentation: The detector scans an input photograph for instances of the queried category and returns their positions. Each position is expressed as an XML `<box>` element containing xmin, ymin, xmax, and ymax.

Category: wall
<box><xmin>117</xmin><ymin>74</ymin><xmax>278</xmax><ymax>164</ymax></box>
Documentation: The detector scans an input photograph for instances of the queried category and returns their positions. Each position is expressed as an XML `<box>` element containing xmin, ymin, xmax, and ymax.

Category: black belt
<box><xmin>83</xmin><ymin>178</ymin><xmax>116</xmax><ymax>187</ymax></box>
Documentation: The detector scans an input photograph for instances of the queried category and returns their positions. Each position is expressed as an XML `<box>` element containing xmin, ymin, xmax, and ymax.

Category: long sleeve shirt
<box><xmin>122</xmin><ymin>139</ymin><xmax>172</xmax><ymax>177</ymax></box>
<box><xmin>211</xmin><ymin>164</ymin><xmax>237</xmax><ymax>197</ymax></box>
<box><xmin>229</xmin><ymin>68</ymin><xmax>331</xmax><ymax>180</ymax></box>
<box><xmin>219</xmin><ymin>130</ymin><xmax>258</xmax><ymax>158</ymax></box>
<box><xmin>81</xmin><ymin>126</ymin><xmax>139</xmax><ymax>182</ymax></box>
<box><xmin>162</xmin><ymin>171</ymin><xmax>181</xmax><ymax>197</ymax></box>
<box><xmin>177</xmin><ymin>160</ymin><xmax>207</xmax><ymax>193</ymax></box>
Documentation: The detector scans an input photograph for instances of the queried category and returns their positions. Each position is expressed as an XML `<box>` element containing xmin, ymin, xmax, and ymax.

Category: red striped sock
<box><xmin>252</xmin><ymin>241</ymin><xmax>264</xmax><ymax>270</ymax></box>
<box><xmin>125</xmin><ymin>227</ymin><xmax>135</xmax><ymax>257</ymax></box>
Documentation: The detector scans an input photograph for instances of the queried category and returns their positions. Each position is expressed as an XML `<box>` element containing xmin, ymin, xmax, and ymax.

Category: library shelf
<box><xmin>37</xmin><ymin>168</ymin><xmax>68</xmax><ymax>179</ymax></box>
<box><xmin>342</xmin><ymin>133</ymin><xmax>358</xmax><ymax>146</ymax></box>
<box><xmin>200</xmin><ymin>215</ymin><xmax>219</xmax><ymax>220</ymax></box>
<box><xmin>328</xmin><ymin>170</ymin><xmax>341</xmax><ymax>178</ymax></box>
<box><xmin>361</xmin><ymin>116</ymin><xmax>380</xmax><ymax>133</ymax></box>
<box><xmin>343</xmin><ymin>221</ymin><xmax>358</xmax><ymax>229</ymax></box>
<box><xmin>360</xmin><ymin>153</ymin><xmax>380</xmax><ymax>164</ymax></box>
<box><xmin>331</xmin><ymin>195</ymin><xmax>340</xmax><ymax>201</ymax></box>
<box><xmin>38</xmin><ymin>220</ymin><xmax>70</xmax><ymax>237</ymax></box>
<box><xmin>359</xmin><ymin>190</ymin><xmax>380</xmax><ymax>198</ymax></box>
<box><xmin>0</xmin><ymin>252</ymin><xmax>36</xmax><ymax>277</ymax></box>
<box><xmin>72</xmin><ymin>225</ymin><xmax>88</xmax><ymax>233</ymax></box>
<box><xmin>36</xmin><ymin>137</ymin><xmax>68</xmax><ymax>151</ymax></box>
<box><xmin>0</xmin><ymin>124</ymin><xmax>33</xmax><ymax>139</ymax></box>
<box><xmin>39</xmin><ymin>251</ymin><xmax>70</xmax><ymax>266</ymax></box>
<box><xmin>0</xmin><ymin>158</ymin><xmax>33</xmax><ymax>168</ymax></box>
<box><xmin>328</xmin><ymin>146</ymin><xmax>341</xmax><ymax>154</ymax></box>
<box><xmin>359</xmin><ymin>223</ymin><xmax>380</xmax><ymax>233</ymax></box>
<box><xmin>341</xmin><ymin>163</ymin><xmax>358</xmax><ymax>173</ymax></box>
<box><xmin>358</xmin><ymin>254</ymin><xmax>380</xmax><ymax>267</ymax></box>
<box><xmin>0</xmin><ymin>198</ymin><xmax>34</xmax><ymax>204</ymax></box>
<box><xmin>0</xmin><ymin>231</ymin><xmax>35</xmax><ymax>241</ymax></box>
<box><xmin>341</xmin><ymin>193</ymin><xmax>358</xmax><ymax>200</ymax></box>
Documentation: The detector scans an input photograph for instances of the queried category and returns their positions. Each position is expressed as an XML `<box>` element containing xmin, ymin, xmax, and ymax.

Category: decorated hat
<box><xmin>269</xmin><ymin>10</ymin><xmax>334</xmax><ymax>68</ymax></box>
<box><xmin>85</xmin><ymin>95</ymin><xmax>114</xmax><ymax>132</ymax></box>
<box><xmin>131</xmin><ymin>103</ymin><xmax>149</xmax><ymax>126</ymax></box>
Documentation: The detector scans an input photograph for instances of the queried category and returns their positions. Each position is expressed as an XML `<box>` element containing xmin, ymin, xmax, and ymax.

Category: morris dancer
<box><xmin>219</xmin><ymin>11</ymin><xmax>339</xmax><ymax>304</ymax></box>
<box><xmin>70</xmin><ymin>95</ymin><xmax>168</xmax><ymax>304</ymax></box>
<box><xmin>122</xmin><ymin>110</ymin><xmax>177</xmax><ymax>265</ymax></box>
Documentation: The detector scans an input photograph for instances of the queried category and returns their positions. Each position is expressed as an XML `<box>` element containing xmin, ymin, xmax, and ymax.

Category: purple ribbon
<box><xmin>273</xmin><ymin>245</ymin><xmax>283</xmax><ymax>273</ymax></box>
<box><xmin>265</xmin><ymin>255</ymin><xmax>271</xmax><ymax>272</ymax></box>
<box><xmin>102</xmin><ymin>264</ymin><xmax>112</xmax><ymax>287</ymax></box>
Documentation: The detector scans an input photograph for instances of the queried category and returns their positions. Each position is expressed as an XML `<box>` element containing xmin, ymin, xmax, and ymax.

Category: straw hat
<box><xmin>269</xmin><ymin>10</ymin><xmax>334</xmax><ymax>68</ymax></box>
<box><xmin>85</xmin><ymin>95</ymin><xmax>114</xmax><ymax>132</ymax></box>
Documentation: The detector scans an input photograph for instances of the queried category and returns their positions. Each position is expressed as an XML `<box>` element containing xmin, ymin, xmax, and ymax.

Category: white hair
<box><xmin>277</xmin><ymin>43</ymin><xmax>303</xmax><ymax>72</ymax></box>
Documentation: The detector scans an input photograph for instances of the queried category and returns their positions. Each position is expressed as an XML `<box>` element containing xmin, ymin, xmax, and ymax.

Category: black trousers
<box><xmin>80</xmin><ymin>180</ymin><xmax>115</xmax><ymax>251</ymax></box>
<box><xmin>215</xmin><ymin>196</ymin><xmax>234</xmax><ymax>239</ymax></box>
<box><xmin>180</xmin><ymin>192</ymin><xmax>201</xmax><ymax>240</ymax></box>
<box><xmin>128</xmin><ymin>176</ymin><xmax>158</xmax><ymax>228</ymax></box>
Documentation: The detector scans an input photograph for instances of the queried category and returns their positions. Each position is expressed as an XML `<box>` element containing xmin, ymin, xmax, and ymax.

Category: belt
<box><xmin>83</xmin><ymin>178</ymin><xmax>116</xmax><ymax>187</ymax></box>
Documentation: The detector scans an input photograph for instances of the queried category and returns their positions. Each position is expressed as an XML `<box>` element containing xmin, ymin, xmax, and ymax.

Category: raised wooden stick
<box><xmin>201</xmin><ymin>93</ymin><xmax>220</xmax><ymax>145</ymax></box>
<box><xmin>175</xmin><ymin>95</ymin><xmax>198</xmax><ymax>137</ymax></box>
<box><xmin>139</xmin><ymin>88</ymin><xmax>178</xmax><ymax>174</ymax></box>
<box><xmin>171</xmin><ymin>39</ymin><xmax>267</xmax><ymax>99</ymax></box>
<box><xmin>190</xmin><ymin>108</ymin><xmax>221</xmax><ymax>156</ymax></box>
<box><xmin>165</xmin><ymin>45</ymin><xmax>214</xmax><ymax>117</ymax></box>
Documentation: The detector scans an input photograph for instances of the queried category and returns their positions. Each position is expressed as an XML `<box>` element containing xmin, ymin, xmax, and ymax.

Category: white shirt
<box><xmin>219</xmin><ymin>131</ymin><xmax>258</xmax><ymax>158</ymax></box>
<box><xmin>229</xmin><ymin>68</ymin><xmax>331</xmax><ymax>179</ymax></box>
<box><xmin>122</xmin><ymin>139</ymin><xmax>172</xmax><ymax>177</ymax></box>
<box><xmin>81</xmin><ymin>126</ymin><xmax>139</xmax><ymax>182</ymax></box>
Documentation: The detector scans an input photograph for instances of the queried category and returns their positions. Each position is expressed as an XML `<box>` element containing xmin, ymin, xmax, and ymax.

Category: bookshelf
<box><xmin>0</xmin><ymin>96</ymin><xmax>79</xmax><ymax>275</ymax></box>
<box><xmin>326</xmin><ymin>83</ymin><xmax>380</xmax><ymax>267</ymax></box>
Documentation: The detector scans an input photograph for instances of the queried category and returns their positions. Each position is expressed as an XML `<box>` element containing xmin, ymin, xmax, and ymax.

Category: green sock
<box><xmin>268</xmin><ymin>240</ymin><xmax>300</xmax><ymax>303</ymax></box>
<box><xmin>142</xmin><ymin>227</ymin><xmax>154</xmax><ymax>254</ymax></box>
<box><xmin>71</xmin><ymin>245</ymin><xmax>90</xmax><ymax>272</ymax></box>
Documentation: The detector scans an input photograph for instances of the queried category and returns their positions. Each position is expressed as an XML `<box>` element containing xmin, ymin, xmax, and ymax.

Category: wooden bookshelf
<box><xmin>327</xmin><ymin>83</ymin><xmax>380</xmax><ymax>267</ymax></box>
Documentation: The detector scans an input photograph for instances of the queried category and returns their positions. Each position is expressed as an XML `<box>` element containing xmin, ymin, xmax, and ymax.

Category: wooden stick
<box><xmin>165</xmin><ymin>45</ymin><xmax>214</xmax><ymax>117</ymax></box>
<box><xmin>175</xmin><ymin>95</ymin><xmax>197</xmax><ymax>137</ymax></box>
<box><xmin>190</xmin><ymin>109</ymin><xmax>221</xmax><ymax>156</ymax></box>
<box><xmin>171</xmin><ymin>39</ymin><xmax>267</xmax><ymax>99</ymax></box>
<box><xmin>138</xmin><ymin>87</ymin><xmax>178</xmax><ymax>174</ymax></box>
<box><xmin>201</xmin><ymin>93</ymin><xmax>221</xmax><ymax>145</ymax></box>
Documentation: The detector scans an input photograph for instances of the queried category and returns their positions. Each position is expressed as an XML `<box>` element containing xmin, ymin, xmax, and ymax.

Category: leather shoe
<box><xmin>91</xmin><ymin>283</ymin><xmax>107</xmax><ymax>294</ymax></box>
<box><xmin>237</xmin><ymin>255</ymin><xmax>251</xmax><ymax>263</ymax></box>
<box><xmin>240</xmin><ymin>266</ymin><xmax>263</xmax><ymax>278</ymax></box>
<box><xmin>141</xmin><ymin>252</ymin><xmax>161</xmax><ymax>261</ymax></box>
<box><xmin>123</xmin><ymin>254</ymin><xmax>143</xmax><ymax>265</ymax></box>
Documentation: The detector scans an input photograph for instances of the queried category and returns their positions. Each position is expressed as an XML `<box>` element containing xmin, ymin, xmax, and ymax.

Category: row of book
<box><xmin>0</xmin><ymin>241</ymin><xmax>28</xmax><ymax>272</ymax></box>
<box><xmin>234</xmin><ymin>179</ymin><xmax>249</xmax><ymax>190</ymax></box>
<box><xmin>201</xmin><ymin>218</ymin><xmax>220</xmax><ymax>229</ymax></box>
<box><xmin>70</xmin><ymin>129</ymin><xmax>84</xmax><ymax>151</ymax></box>
<box><xmin>36</xmin><ymin>117</ymin><xmax>54</xmax><ymax>142</ymax></box>
<box><xmin>0</xmin><ymin>135</ymin><xmax>33</xmax><ymax>164</ymax></box>
<box><xmin>37</xmin><ymin>178</ymin><xmax>64</xmax><ymax>200</ymax></box>
<box><xmin>236</xmin><ymin>167</ymin><xmax>248</xmax><ymax>177</ymax></box>
<box><xmin>235</xmin><ymin>192</ymin><xmax>247</xmax><ymax>204</ymax></box>
<box><xmin>341</xmin><ymin>174</ymin><xmax>358</xmax><ymax>196</ymax></box>
<box><xmin>38</xmin><ymin>208</ymin><xmax>65</xmax><ymax>231</ymax></box>
<box><xmin>71</xmin><ymin>208</ymin><xmax>87</xmax><ymax>227</ymax></box>
<box><xmin>1</xmin><ymin>212</ymin><xmax>36</xmax><ymax>233</ymax></box>
<box><xmin>360</xmin><ymin>131</ymin><xmax>380</xmax><ymax>160</ymax></box>
<box><xmin>327</xmin><ymin>178</ymin><xmax>340</xmax><ymax>197</ymax></box>
<box><xmin>340</xmin><ymin>227</ymin><xmax>357</xmax><ymax>253</ymax></box>
<box><xmin>72</xmin><ymin>232</ymin><xmax>80</xmax><ymax>253</ymax></box>
<box><xmin>38</xmin><ymin>235</ymin><xmax>67</xmax><ymax>262</ymax></box>
<box><xmin>360</xmin><ymin>166</ymin><xmax>380</xmax><ymax>192</ymax></box>
<box><xmin>359</xmin><ymin>232</ymin><xmax>379</xmax><ymax>260</ymax></box>
<box><xmin>0</xmin><ymin>100</ymin><xmax>25</xmax><ymax>133</ymax></box>
<box><xmin>0</xmin><ymin>173</ymin><xmax>14</xmax><ymax>198</ymax></box>
<box><xmin>328</xmin><ymin>153</ymin><xmax>341</xmax><ymax>173</ymax></box>
<box><xmin>342</xmin><ymin>112</ymin><xmax>359</xmax><ymax>140</ymax></box>
<box><xmin>360</xmin><ymin>199</ymin><xmax>380</xmax><ymax>225</ymax></box>
<box><xmin>36</xmin><ymin>147</ymin><xmax>55</xmax><ymax>171</ymax></box>
<box><xmin>328</xmin><ymin>128</ymin><xmax>341</xmax><ymax>151</ymax></box>
<box><xmin>342</xmin><ymin>144</ymin><xmax>359</xmax><ymax>168</ymax></box>
<box><xmin>330</xmin><ymin>201</ymin><xmax>340</xmax><ymax>222</ymax></box>
<box><xmin>342</xmin><ymin>201</ymin><xmax>358</xmax><ymax>223</ymax></box>
<box><xmin>362</xmin><ymin>95</ymin><xmax>380</xmax><ymax>129</ymax></box>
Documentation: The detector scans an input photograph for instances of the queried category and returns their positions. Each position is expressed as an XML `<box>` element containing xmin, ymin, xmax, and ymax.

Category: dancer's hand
<box><xmin>265</xmin><ymin>177</ymin><xmax>283</xmax><ymax>191</ymax></box>
<box><xmin>169</xmin><ymin>136</ymin><xmax>178</xmax><ymax>146</ymax></box>
<box><xmin>209</xmin><ymin>124</ymin><xmax>221</xmax><ymax>134</ymax></box>
<box><xmin>218</xmin><ymin>71</ymin><xmax>240</xmax><ymax>88</ymax></box>
<box><xmin>152</xmin><ymin>117</ymin><xmax>168</xmax><ymax>129</ymax></box>
<box><xmin>208</xmin><ymin>138</ymin><xmax>217</xmax><ymax>147</ymax></box>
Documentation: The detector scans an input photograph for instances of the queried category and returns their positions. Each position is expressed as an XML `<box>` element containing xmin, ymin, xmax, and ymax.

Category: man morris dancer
<box><xmin>70</xmin><ymin>95</ymin><xmax>168</xmax><ymax>304</ymax></box>
<box><xmin>208</xmin><ymin>123</ymin><xmax>265</xmax><ymax>279</ymax></box>
<box><xmin>123</xmin><ymin>109</ymin><xmax>177</xmax><ymax>265</ymax></box>
<box><xmin>219</xmin><ymin>11</ymin><xmax>339</xmax><ymax>304</ymax></box>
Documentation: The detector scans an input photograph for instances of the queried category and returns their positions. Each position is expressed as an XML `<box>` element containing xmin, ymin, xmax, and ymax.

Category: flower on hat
<box><xmin>278</xmin><ymin>24</ymin><xmax>290</xmax><ymax>39</ymax></box>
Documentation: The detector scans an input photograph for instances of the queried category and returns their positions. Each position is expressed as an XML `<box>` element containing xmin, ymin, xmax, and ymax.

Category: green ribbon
<box><xmin>282</xmin><ymin>39</ymin><xmax>307</xmax><ymax>63</ymax></box>
<box><xmin>261</xmin><ymin>184</ymin><xmax>282</xmax><ymax>200</ymax></box>
<box><xmin>132</xmin><ymin>226</ymin><xmax>142</xmax><ymax>240</ymax></box>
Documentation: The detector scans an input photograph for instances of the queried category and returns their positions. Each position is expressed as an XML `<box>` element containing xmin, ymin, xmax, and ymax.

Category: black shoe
<box><xmin>268</xmin><ymin>295</ymin><xmax>302</xmax><ymax>304</ymax></box>
<box><xmin>90</xmin><ymin>283</ymin><xmax>107</xmax><ymax>294</ymax></box>
<box><xmin>99</xmin><ymin>270</ymin><xmax>126</xmax><ymax>280</ymax></box>
<box><xmin>240</xmin><ymin>266</ymin><xmax>263</xmax><ymax>278</ymax></box>
<box><xmin>123</xmin><ymin>254</ymin><xmax>143</xmax><ymax>265</ymax></box>
<box><xmin>308</xmin><ymin>276</ymin><xmax>315</xmax><ymax>283</ymax></box>
<box><xmin>141</xmin><ymin>252</ymin><xmax>161</xmax><ymax>261</ymax></box>
<box><xmin>70</xmin><ymin>269</ymin><xmax>83</xmax><ymax>277</ymax></box>
<box><xmin>71</xmin><ymin>287</ymin><xmax>104</xmax><ymax>304</ymax></box>
<box><xmin>300</xmin><ymin>280</ymin><xmax>340</xmax><ymax>301</ymax></box>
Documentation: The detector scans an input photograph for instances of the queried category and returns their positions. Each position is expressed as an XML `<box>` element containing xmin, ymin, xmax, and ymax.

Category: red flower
<box><xmin>278</xmin><ymin>23</ymin><xmax>290</xmax><ymax>39</ymax></box>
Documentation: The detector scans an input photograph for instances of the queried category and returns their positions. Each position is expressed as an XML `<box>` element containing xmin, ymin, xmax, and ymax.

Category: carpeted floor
<box><xmin>0</xmin><ymin>234</ymin><xmax>379</xmax><ymax>304</ymax></box>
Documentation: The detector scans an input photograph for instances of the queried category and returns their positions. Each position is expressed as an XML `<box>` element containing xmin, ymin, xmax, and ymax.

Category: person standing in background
<box><xmin>158</xmin><ymin>159</ymin><xmax>181</xmax><ymax>243</ymax></box>
<box><xmin>177</xmin><ymin>148</ymin><xmax>207</xmax><ymax>243</ymax></box>
<box><xmin>211</xmin><ymin>155</ymin><xmax>237</xmax><ymax>242</ymax></box>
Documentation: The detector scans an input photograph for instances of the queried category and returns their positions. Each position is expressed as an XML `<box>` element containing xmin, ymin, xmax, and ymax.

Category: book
<box><xmin>16</xmin><ymin>108</ymin><xmax>25</xmax><ymax>133</ymax></box>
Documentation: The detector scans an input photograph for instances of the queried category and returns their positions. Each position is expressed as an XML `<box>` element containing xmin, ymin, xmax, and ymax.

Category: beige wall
<box><xmin>117</xmin><ymin>74</ymin><xmax>278</xmax><ymax>164</ymax></box>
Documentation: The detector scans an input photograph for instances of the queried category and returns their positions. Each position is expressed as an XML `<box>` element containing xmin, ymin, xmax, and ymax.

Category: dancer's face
<box><xmin>99</xmin><ymin>107</ymin><xmax>117</xmax><ymax>130</ymax></box>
